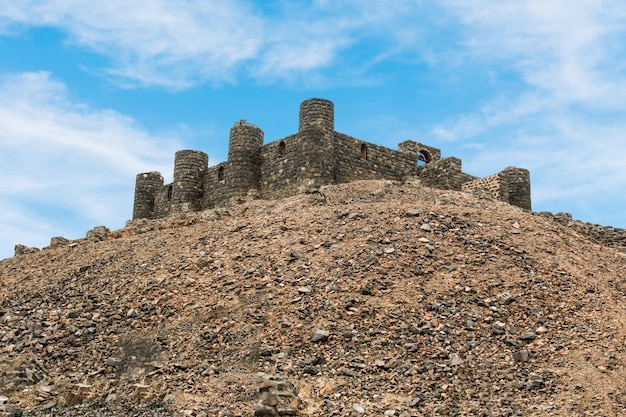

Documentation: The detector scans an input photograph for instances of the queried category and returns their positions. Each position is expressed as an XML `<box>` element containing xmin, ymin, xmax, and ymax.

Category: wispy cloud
<box><xmin>0</xmin><ymin>1</ymin><xmax>264</xmax><ymax>88</ymax></box>
<box><xmin>0</xmin><ymin>71</ymin><xmax>182</xmax><ymax>258</ymax></box>
<box><xmin>441</xmin><ymin>0</ymin><xmax>626</xmax><ymax>105</ymax></box>
<box><xmin>0</xmin><ymin>1</ymin><xmax>442</xmax><ymax>88</ymax></box>
<box><xmin>430</xmin><ymin>0</ymin><xmax>626</xmax><ymax>226</ymax></box>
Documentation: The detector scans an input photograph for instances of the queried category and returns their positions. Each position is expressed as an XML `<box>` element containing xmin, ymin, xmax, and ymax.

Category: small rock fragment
<box><xmin>519</xmin><ymin>332</ymin><xmax>537</xmax><ymax>341</ymax></box>
<box><xmin>289</xmin><ymin>251</ymin><xmax>303</xmax><ymax>261</ymax></box>
<box><xmin>526</xmin><ymin>375</ymin><xmax>546</xmax><ymax>390</ymax></box>
<box><xmin>310</xmin><ymin>329</ymin><xmax>330</xmax><ymax>342</ymax></box>
<box><xmin>513</xmin><ymin>351</ymin><xmax>531</xmax><ymax>363</ymax></box>
<box><xmin>497</xmin><ymin>292</ymin><xmax>515</xmax><ymax>305</ymax></box>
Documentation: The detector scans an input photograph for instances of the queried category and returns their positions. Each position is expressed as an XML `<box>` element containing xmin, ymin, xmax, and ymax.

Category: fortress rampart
<box><xmin>133</xmin><ymin>98</ymin><xmax>532</xmax><ymax>220</ymax></box>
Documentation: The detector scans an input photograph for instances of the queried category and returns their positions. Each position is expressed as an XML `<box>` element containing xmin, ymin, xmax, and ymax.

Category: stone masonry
<box><xmin>132</xmin><ymin>98</ymin><xmax>531</xmax><ymax>220</ymax></box>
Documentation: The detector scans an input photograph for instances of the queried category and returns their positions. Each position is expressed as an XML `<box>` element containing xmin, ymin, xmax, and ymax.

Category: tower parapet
<box><xmin>299</xmin><ymin>98</ymin><xmax>334</xmax><ymax>133</ymax></box>
<box><xmin>133</xmin><ymin>171</ymin><xmax>164</xmax><ymax>220</ymax></box>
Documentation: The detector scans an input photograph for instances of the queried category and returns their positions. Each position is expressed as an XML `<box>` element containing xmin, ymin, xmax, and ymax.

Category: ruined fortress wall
<box><xmin>131</xmin><ymin>98</ymin><xmax>532</xmax><ymax>220</ymax></box>
<box><xmin>260</xmin><ymin>129</ymin><xmax>336</xmax><ymax>199</ymax></box>
<box><xmin>333</xmin><ymin>133</ymin><xmax>415</xmax><ymax>183</ymax></box>
<box><xmin>462</xmin><ymin>167</ymin><xmax>531</xmax><ymax>210</ymax></box>
<box><xmin>154</xmin><ymin>185</ymin><xmax>173</xmax><ymax>218</ymax></box>
<box><xmin>398</xmin><ymin>141</ymin><xmax>442</xmax><ymax>163</ymax></box>
<box><xmin>462</xmin><ymin>173</ymin><xmax>501</xmax><ymax>200</ymax></box>
<box><xmin>418</xmin><ymin>157</ymin><xmax>476</xmax><ymax>191</ymax></box>
<box><xmin>499</xmin><ymin>167</ymin><xmax>531</xmax><ymax>210</ymax></box>
<box><xmin>202</xmin><ymin>162</ymin><xmax>229</xmax><ymax>208</ymax></box>
<box><xmin>257</xmin><ymin>100</ymin><xmax>338</xmax><ymax>200</ymax></box>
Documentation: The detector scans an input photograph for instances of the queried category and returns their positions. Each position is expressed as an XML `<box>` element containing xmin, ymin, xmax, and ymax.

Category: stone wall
<box><xmin>398</xmin><ymin>141</ymin><xmax>441</xmax><ymax>163</ymax></box>
<box><xmin>541</xmin><ymin>212</ymin><xmax>626</xmax><ymax>251</ymax></box>
<box><xmin>418</xmin><ymin>157</ymin><xmax>477</xmax><ymax>191</ymax></box>
<box><xmin>260</xmin><ymin>129</ymin><xmax>336</xmax><ymax>200</ymax></box>
<box><xmin>333</xmin><ymin>133</ymin><xmax>416</xmax><ymax>183</ymax></box>
<box><xmin>462</xmin><ymin>167</ymin><xmax>531</xmax><ymax>210</ymax></box>
<box><xmin>462</xmin><ymin>173</ymin><xmax>500</xmax><ymax>199</ymax></box>
<box><xmin>133</xmin><ymin>98</ymin><xmax>531</xmax><ymax>220</ymax></box>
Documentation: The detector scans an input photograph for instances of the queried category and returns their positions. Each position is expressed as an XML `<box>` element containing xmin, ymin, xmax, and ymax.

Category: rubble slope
<box><xmin>1</xmin><ymin>180</ymin><xmax>626</xmax><ymax>416</ymax></box>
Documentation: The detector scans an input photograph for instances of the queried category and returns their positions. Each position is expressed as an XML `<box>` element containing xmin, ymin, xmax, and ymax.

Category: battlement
<box><xmin>133</xmin><ymin>98</ymin><xmax>531</xmax><ymax>220</ymax></box>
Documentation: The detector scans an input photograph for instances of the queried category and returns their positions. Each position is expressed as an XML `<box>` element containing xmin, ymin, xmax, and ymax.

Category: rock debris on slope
<box><xmin>1</xmin><ymin>179</ymin><xmax>626</xmax><ymax>416</ymax></box>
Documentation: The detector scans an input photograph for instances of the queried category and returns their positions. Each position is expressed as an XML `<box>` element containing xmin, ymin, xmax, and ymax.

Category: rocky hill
<box><xmin>1</xmin><ymin>180</ymin><xmax>626</xmax><ymax>416</ymax></box>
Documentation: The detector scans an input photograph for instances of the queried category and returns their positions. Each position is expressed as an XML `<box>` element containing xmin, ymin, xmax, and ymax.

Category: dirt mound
<box><xmin>1</xmin><ymin>180</ymin><xmax>625</xmax><ymax>416</ymax></box>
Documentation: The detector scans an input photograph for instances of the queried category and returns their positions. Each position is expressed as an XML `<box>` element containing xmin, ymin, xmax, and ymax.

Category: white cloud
<box><xmin>0</xmin><ymin>71</ymin><xmax>182</xmax><ymax>259</ymax></box>
<box><xmin>424</xmin><ymin>0</ymin><xmax>626</xmax><ymax>227</ymax></box>
<box><xmin>440</xmin><ymin>0</ymin><xmax>626</xmax><ymax>106</ymax></box>
<box><xmin>0</xmin><ymin>1</ymin><xmax>264</xmax><ymax>88</ymax></box>
<box><xmin>0</xmin><ymin>1</ymin><xmax>443</xmax><ymax>88</ymax></box>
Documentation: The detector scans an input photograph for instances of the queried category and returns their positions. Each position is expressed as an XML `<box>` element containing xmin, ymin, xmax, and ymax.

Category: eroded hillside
<box><xmin>1</xmin><ymin>180</ymin><xmax>626</xmax><ymax>416</ymax></box>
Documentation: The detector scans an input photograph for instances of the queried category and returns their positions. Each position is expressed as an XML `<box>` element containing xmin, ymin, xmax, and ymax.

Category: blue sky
<box><xmin>1</xmin><ymin>1</ymin><xmax>626</xmax><ymax>259</ymax></box>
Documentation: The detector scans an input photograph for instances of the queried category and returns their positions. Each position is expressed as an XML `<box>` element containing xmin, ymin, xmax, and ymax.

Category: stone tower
<box><xmin>299</xmin><ymin>98</ymin><xmax>334</xmax><ymax>133</ymax></box>
<box><xmin>133</xmin><ymin>171</ymin><xmax>164</xmax><ymax>220</ymax></box>
<box><xmin>297</xmin><ymin>98</ymin><xmax>337</xmax><ymax>184</ymax></box>
<box><xmin>172</xmin><ymin>150</ymin><xmax>208</xmax><ymax>206</ymax></box>
<box><xmin>227</xmin><ymin>120</ymin><xmax>264</xmax><ymax>197</ymax></box>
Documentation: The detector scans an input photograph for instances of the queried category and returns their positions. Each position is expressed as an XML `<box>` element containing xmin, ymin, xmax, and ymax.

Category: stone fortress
<box><xmin>132</xmin><ymin>98</ymin><xmax>531</xmax><ymax>221</ymax></box>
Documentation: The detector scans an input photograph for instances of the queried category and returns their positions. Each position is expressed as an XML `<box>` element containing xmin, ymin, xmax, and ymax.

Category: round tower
<box><xmin>299</xmin><ymin>98</ymin><xmax>334</xmax><ymax>132</ymax></box>
<box><xmin>227</xmin><ymin>120</ymin><xmax>264</xmax><ymax>194</ymax></box>
<box><xmin>172</xmin><ymin>150</ymin><xmax>208</xmax><ymax>204</ymax></box>
<box><xmin>133</xmin><ymin>171</ymin><xmax>164</xmax><ymax>219</ymax></box>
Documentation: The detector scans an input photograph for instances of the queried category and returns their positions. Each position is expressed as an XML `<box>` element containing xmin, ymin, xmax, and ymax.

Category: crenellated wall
<box><xmin>133</xmin><ymin>98</ymin><xmax>532</xmax><ymax>219</ymax></box>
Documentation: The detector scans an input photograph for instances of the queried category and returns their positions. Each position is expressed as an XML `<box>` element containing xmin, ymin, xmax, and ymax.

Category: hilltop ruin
<box><xmin>133</xmin><ymin>98</ymin><xmax>531</xmax><ymax>220</ymax></box>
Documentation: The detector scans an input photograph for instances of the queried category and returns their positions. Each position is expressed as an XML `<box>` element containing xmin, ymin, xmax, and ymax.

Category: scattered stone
<box><xmin>420</xmin><ymin>223</ymin><xmax>432</xmax><ymax>232</ymax></box>
<box><xmin>134</xmin><ymin>218</ymin><xmax>156</xmax><ymax>234</ymax></box>
<box><xmin>14</xmin><ymin>244</ymin><xmax>40</xmax><ymax>256</ymax></box>
<box><xmin>255</xmin><ymin>376</ymin><xmax>301</xmax><ymax>417</ymax></box>
<box><xmin>289</xmin><ymin>251</ymin><xmax>303</xmax><ymax>261</ymax></box>
<box><xmin>513</xmin><ymin>351</ymin><xmax>531</xmax><ymax>363</ymax></box>
<box><xmin>526</xmin><ymin>375</ymin><xmax>546</xmax><ymax>390</ymax></box>
<box><xmin>497</xmin><ymin>292</ymin><xmax>515</xmax><ymax>305</ymax></box>
<box><xmin>2</xmin><ymin>180</ymin><xmax>626</xmax><ymax>416</ymax></box>
<box><xmin>405</xmin><ymin>209</ymin><xmax>420</xmax><ymax>216</ymax></box>
<box><xmin>352</xmin><ymin>403</ymin><xmax>365</xmax><ymax>414</ymax></box>
<box><xmin>519</xmin><ymin>332</ymin><xmax>537</xmax><ymax>341</ymax></box>
<box><xmin>86</xmin><ymin>226</ymin><xmax>110</xmax><ymax>242</ymax></box>
<box><xmin>310</xmin><ymin>329</ymin><xmax>330</xmax><ymax>342</ymax></box>
<box><xmin>449</xmin><ymin>353</ymin><xmax>463</xmax><ymax>366</ymax></box>
<box><xmin>49</xmin><ymin>236</ymin><xmax>69</xmax><ymax>248</ymax></box>
<box><xmin>0</xmin><ymin>396</ymin><xmax>8</xmax><ymax>412</ymax></box>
